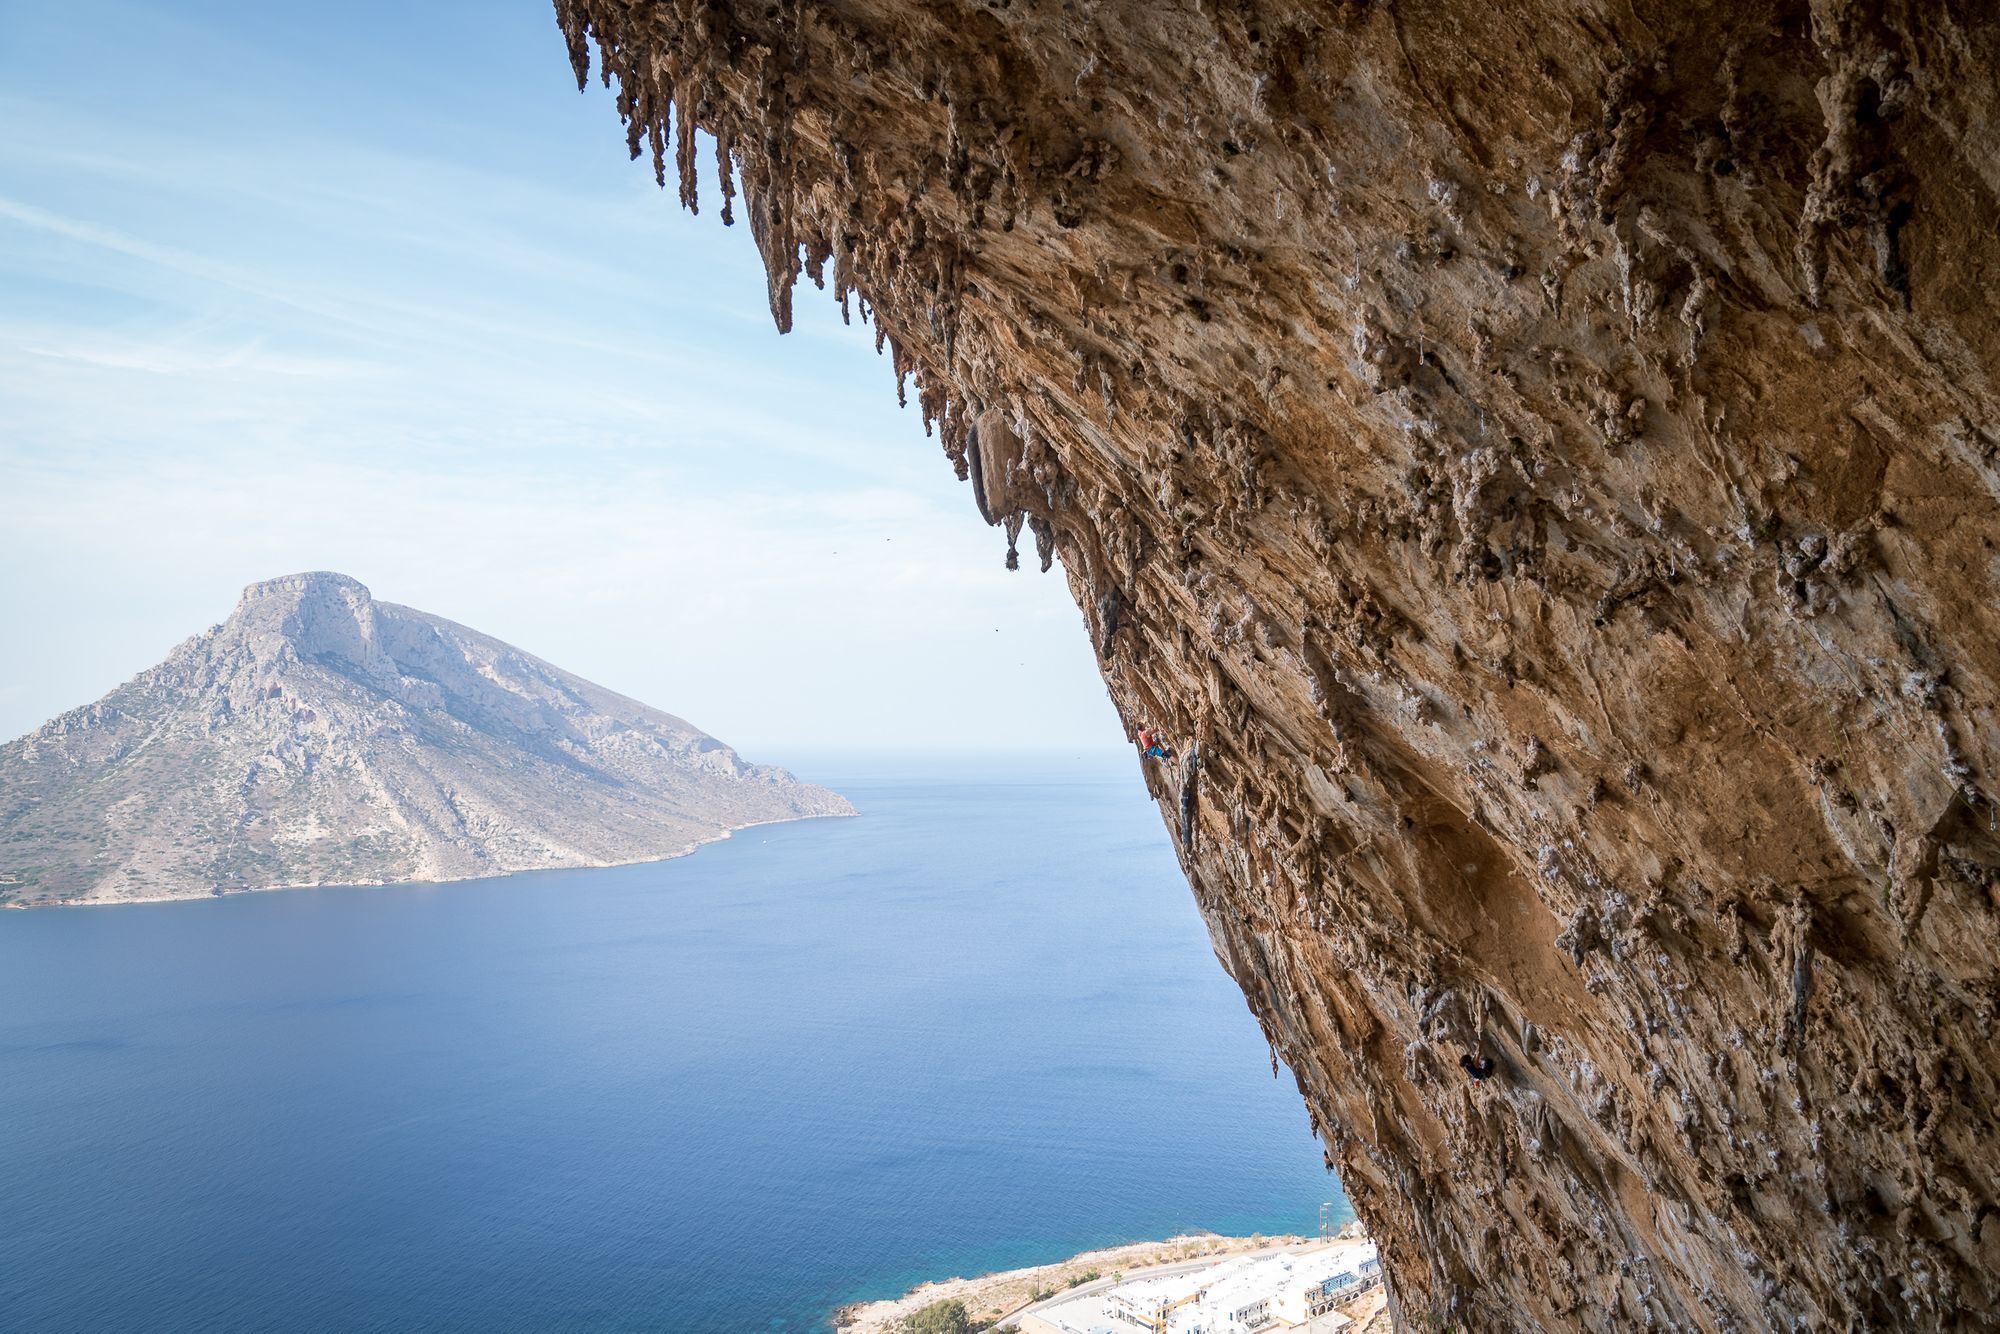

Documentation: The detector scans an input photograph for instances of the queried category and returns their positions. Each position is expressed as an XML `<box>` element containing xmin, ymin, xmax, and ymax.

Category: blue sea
<box><xmin>0</xmin><ymin>754</ymin><xmax>1345</xmax><ymax>1332</ymax></box>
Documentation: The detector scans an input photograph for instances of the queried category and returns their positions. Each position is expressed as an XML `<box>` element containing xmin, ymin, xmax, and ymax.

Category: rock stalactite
<box><xmin>553</xmin><ymin>2</ymin><xmax>2000</xmax><ymax>1327</ymax></box>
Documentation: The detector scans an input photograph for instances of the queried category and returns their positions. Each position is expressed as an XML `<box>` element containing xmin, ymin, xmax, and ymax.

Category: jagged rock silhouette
<box><xmin>553</xmin><ymin>3</ymin><xmax>2000</xmax><ymax>1327</ymax></box>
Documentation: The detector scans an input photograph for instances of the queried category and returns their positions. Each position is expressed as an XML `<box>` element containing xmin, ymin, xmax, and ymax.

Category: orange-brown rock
<box><xmin>552</xmin><ymin>2</ymin><xmax>2000</xmax><ymax>1327</ymax></box>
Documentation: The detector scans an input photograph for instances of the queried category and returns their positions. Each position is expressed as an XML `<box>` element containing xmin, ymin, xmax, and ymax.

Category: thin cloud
<box><xmin>20</xmin><ymin>335</ymin><xmax>365</xmax><ymax>379</ymax></box>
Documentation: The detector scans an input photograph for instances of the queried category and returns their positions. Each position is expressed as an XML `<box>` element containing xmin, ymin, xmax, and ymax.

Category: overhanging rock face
<box><xmin>554</xmin><ymin>2</ymin><xmax>2000</xmax><ymax>1326</ymax></box>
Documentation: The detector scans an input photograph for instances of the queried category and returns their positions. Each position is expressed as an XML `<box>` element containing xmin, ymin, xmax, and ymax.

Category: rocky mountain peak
<box><xmin>228</xmin><ymin>570</ymin><xmax>386</xmax><ymax>676</ymax></box>
<box><xmin>1</xmin><ymin>575</ymin><xmax>851</xmax><ymax>905</ymax></box>
<box><xmin>239</xmin><ymin>569</ymin><xmax>372</xmax><ymax>606</ymax></box>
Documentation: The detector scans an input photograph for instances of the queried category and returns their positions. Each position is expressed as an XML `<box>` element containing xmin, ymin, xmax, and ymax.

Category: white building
<box><xmin>1104</xmin><ymin>1260</ymin><xmax>1238</xmax><ymax>1331</ymax></box>
<box><xmin>1266</xmin><ymin>1245</ymin><xmax>1381</xmax><ymax>1324</ymax></box>
<box><xmin>1068</xmin><ymin>1243</ymin><xmax>1380</xmax><ymax>1334</ymax></box>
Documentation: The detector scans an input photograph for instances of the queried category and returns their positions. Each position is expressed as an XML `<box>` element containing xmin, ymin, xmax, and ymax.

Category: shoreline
<box><xmin>0</xmin><ymin>809</ymin><xmax>857</xmax><ymax>911</ymax></box>
<box><xmin>831</xmin><ymin>1232</ymin><xmax>1334</xmax><ymax>1333</ymax></box>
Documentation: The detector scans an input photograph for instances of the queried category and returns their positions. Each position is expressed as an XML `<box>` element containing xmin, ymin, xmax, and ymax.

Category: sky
<box><xmin>0</xmin><ymin>0</ymin><xmax>1125</xmax><ymax>759</ymax></box>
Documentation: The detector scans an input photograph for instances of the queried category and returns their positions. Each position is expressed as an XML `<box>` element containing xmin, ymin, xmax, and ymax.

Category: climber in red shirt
<box><xmin>1137</xmin><ymin>724</ymin><xmax>1174</xmax><ymax>760</ymax></box>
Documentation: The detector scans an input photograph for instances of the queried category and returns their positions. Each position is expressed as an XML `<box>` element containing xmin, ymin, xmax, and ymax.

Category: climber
<box><xmin>1459</xmin><ymin>1052</ymin><xmax>1497</xmax><ymax>1081</ymax></box>
<box><xmin>1137</xmin><ymin>723</ymin><xmax>1175</xmax><ymax>761</ymax></box>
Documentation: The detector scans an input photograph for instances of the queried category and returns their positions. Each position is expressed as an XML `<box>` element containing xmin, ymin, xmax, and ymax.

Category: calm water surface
<box><xmin>0</xmin><ymin>754</ymin><xmax>1345</xmax><ymax>1332</ymax></box>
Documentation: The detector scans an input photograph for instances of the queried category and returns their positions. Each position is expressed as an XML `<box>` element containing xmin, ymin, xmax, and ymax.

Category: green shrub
<box><xmin>898</xmin><ymin>1299</ymin><xmax>970</xmax><ymax>1334</ymax></box>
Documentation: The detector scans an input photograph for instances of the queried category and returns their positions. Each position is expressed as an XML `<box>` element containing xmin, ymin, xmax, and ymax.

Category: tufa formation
<box><xmin>553</xmin><ymin>2</ymin><xmax>1999</xmax><ymax>1329</ymax></box>
<box><xmin>0</xmin><ymin>572</ymin><xmax>851</xmax><ymax>904</ymax></box>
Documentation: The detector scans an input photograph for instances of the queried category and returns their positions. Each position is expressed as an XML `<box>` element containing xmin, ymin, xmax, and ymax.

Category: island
<box><xmin>0</xmin><ymin>571</ymin><xmax>852</xmax><ymax>906</ymax></box>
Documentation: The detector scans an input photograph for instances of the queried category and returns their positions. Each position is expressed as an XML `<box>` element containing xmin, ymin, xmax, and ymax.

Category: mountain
<box><xmin>0</xmin><ymin>572</ymin><xmax>852</xmax><ymax>905</ymax></box>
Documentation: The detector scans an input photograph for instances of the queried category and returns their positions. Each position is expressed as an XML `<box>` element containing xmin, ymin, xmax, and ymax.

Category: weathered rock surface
<box><xmin>0</xmin><ymin>572</ymin><xmax>851</xmax><ymax>904</ymax></box>
<box><xmin>554</xmin><ymin>2</ymin><xmax>1999</xmax><ymax>1328</ymax></box>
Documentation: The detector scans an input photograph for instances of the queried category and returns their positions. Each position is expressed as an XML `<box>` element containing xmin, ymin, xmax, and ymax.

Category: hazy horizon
<box><xmin>0</xmin><ymin>0</ymin><xmax>1124</xmax><ymax>757</ymax></box>
<box><xmin>1</xmin><ymin>564</ymin><xmax>1129</xmax><ymax>768</ymax></box>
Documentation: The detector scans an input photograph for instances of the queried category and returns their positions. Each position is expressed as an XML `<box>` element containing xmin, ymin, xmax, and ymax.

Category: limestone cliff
<box><xmin>0</xmin><ymin>572</ymin><xmax>852</xmax><ymax>904</ymax></box>
<box><xmin>553</xmin><ymin>3</ymin><xmax>1999</xmax><ymax>1327</ymax></box>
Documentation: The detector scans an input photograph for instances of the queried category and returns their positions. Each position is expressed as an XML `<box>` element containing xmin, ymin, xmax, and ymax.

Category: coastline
<box><xmin>832</xmin><ymin>1233</ymin><xmax>1325</xmax><ymax>1333</ymax></box>
<box><xmin>1</xmin><ymin>809</ymin><xmax>857</xmax><ymax>911</ymax></box>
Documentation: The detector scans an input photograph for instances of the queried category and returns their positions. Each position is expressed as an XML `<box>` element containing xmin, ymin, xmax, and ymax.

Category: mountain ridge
<box><xmin>0</xmin><ymin>571</ymin><xmax>853</xmax><ymax>905</ymax></box>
